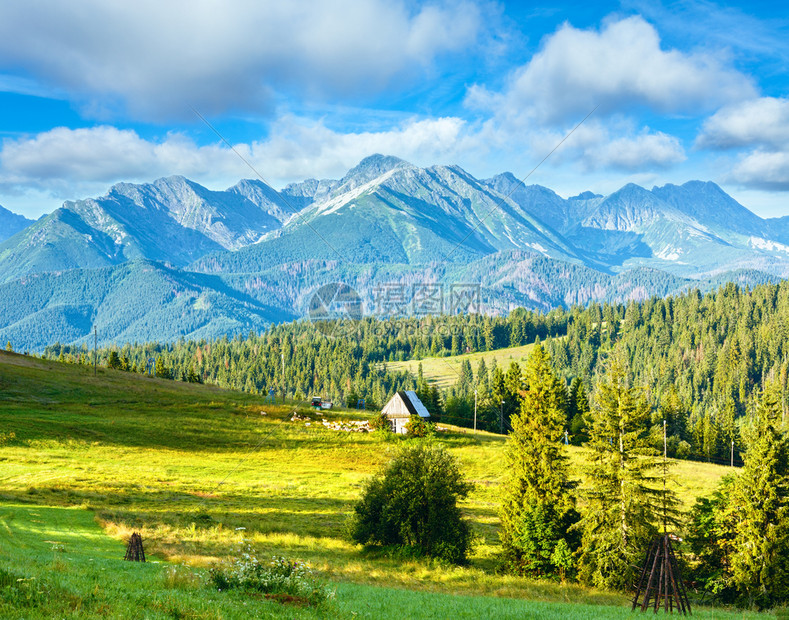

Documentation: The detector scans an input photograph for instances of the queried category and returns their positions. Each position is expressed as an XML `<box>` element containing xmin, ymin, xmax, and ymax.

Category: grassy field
<box><xmin>0</xmin><ymin>350</ymin><xmax>760</xmax><ymax>618</ymax></box>
<box><xmin>384</xmin><ymin>343</ymin><xmax>537</xmax><ymax>388</ymax></box>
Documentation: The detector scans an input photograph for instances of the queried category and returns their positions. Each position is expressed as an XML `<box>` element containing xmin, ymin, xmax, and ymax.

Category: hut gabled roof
<box><xmin>382</xmin><ymin>390</ymin><xmax>430</xmax><ymax>418</ymax></box>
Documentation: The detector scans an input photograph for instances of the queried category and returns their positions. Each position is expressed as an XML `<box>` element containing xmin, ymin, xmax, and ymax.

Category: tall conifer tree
<box><xmin>568</xmin><ymin>377</ymin><xmax>590</xmax><ymax>445</ymax></box>
<box><xmin>577</xmin><ymin>349</ymin><xmax>665</xmax><ymax>590</ymax></box>
<box><xmin>729</xmin><ymin>382</ymin><xmax>789</xmax><ymax>608</ymax></box>
<box><xmin>500</xmin><ymin>344</ymin><xmax>579</xmax><ymax>576</ymax></box>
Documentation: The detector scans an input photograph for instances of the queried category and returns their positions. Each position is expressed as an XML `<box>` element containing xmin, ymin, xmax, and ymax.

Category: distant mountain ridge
<box><xmin>0</xmin><ymin>204</ymin><xmax>34</xmax><ymax>243</ymax></box>
<box><xmin>1</xmin><ymin>154</ymin><xmax>789</xmax><ymax>350</ymax></box>
<box><xmin>4</xmin><ymin>154</ymin><xmax>789</xmax><ymax>281</ymax></box>
<box><xmin>0</xmin><ymin>176</ymin><xmax>293</xmax><ymax>281</ymax></box>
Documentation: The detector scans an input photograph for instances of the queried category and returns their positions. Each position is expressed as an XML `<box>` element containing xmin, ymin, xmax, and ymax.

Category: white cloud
<box><xmin>461</xmin><ymin>15</ymin><xmax>749</xmax><ymax>178</ymax></box>
<box><xmin>464</xmin><ymin>107</ymin><xmax>686</xmax><ymax>175</ymax></box>
<box><xmin>0</xmin><ymin>117</ymin><xmax>474</xmax><ymax>204</ymax></box>
<box><xmin>697</xmin><ymin>98</ymin><xmax>789</xmax><ymax>191</ymax></box>
<box><xmin>252</xmin><ymin>116</ymin><xmax>472</xmax><ymax>181</ymax></box>
<box><xmin>528</xmin><ymin>120</ymin><xmax>686</xmax><ymax>172</ymax></box>
<box><xmin>585</xmin><ymin>128</ymin><xmax>685</xmax><ymax>171</ymax></box>
<box><xmin>0</xmin><ymin>0</ymin><xmax>482</xmax><ymax>121</ymax></box>
<box><xmin>470</xmin><ymin>15</ymin><xmax>755</xmax><ymax>123</ymax></box>
<box><xmin>728</xmin><ymin>151</ymin><xmax>789</xmax><ymax>191</ymax></box>
<box><xmin>697</xmin><ymin>97</ymin><xmax>789</xmax><ymax>151</ymax></box>
<box><xmin>0</xmin><ymin>127</ymin><xmax>236</xmax><ymax>187</ymax></box>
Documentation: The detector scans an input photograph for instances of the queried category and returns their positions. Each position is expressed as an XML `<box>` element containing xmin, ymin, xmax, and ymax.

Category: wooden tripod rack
<box><xmin>632</xmin><ymin>534</ymin><xmax>691</xmax><ymax>615</ymax></box>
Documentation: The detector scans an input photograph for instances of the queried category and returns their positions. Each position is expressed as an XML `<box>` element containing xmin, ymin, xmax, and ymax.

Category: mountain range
<box><xmin>0</xmin><ymin>204</ymin><xmax>34</xmax><ymax>244</ymax></box>
<box><xmin>1</xmin><ymin>154</ymin><xmax>787</xmax><ymax>350</ymax></box>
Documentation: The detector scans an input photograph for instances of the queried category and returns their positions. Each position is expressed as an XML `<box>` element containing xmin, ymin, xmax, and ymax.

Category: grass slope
<box><xmin>0</xmin><ymin>351</ymin><xmax>756</xmax><ymax>618</ymax></box>
<box><xmin>384</xmin><ymin>343</ymin><xmax>538</xmax><ymax>388</ymax></box>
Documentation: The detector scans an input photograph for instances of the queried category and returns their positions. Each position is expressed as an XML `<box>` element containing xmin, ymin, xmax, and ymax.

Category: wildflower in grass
<box><xmin>209</xmin><ymin>547</ymin><xmax>333</xmax><ymax>606</ymax></box>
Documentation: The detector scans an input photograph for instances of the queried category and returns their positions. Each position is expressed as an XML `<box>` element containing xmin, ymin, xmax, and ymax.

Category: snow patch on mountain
<box><xmin>657</xmin><ymin>246</ymin><xmax>682</xmax><ymax>260</ymax></box>
<box><xmin>750</xmin><ymin>237</ymin><xmax>789</xmax><ymax>254</ymax></box>
<box><xmin>314</xmin><ymin>169</ymin><xmax>399</xmax><ymax>216</ymax></box>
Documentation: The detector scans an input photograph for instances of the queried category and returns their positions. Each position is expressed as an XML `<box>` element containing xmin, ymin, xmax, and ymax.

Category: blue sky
<box><xmin>0</xmin><ymin>0</ymin><xmax>788</xmax><ymax>219</ymax></box>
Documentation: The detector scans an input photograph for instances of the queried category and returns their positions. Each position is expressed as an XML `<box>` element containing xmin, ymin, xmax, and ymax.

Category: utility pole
<box><xmin>500</xmin><ymin>400</ymin><xmax>504</xmax><ymax>434</ymax></box>
<box><xmin>93</xmin><ymin>327</ymin><xmax>97</xmax><ymax>377</ymax></box>
<box><xmin>663</xmin><ymin>419</ymin><xmax>667</xmax><ymax>534</ymax></box>
<box><xmin>663</xmin><ymin>419</ymin><xmax>667</xmax><ymax>459</ymax></box>
<box><xmin>281</xmin><ymin>350</ymin><xmax>285</xmax><ymax>401</ymax></box>
<box><xmin>473</xmin><ymin>389</ymin><xmax>477</xmax><ymax>433</ymax></box>
<box><xmin>731</xmin><ymin>439</ymin><xmax>734</xmax><ymax>467</ymax></box>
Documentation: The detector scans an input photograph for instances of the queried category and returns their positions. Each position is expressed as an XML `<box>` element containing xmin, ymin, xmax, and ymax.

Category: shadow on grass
<box><xmin>2</xmin><ymin>486</ymin><xmax>356</xmax><ymax>535</ymax></box>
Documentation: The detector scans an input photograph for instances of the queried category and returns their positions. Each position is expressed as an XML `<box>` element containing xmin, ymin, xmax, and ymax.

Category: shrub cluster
<box><xmin>368</xmin><ymin>412</ymin><xmax>392</xmax><ymax>433</ymax></box>
<box><xmin>209</xmin><ymin>548</ymin><xmax>333</xmax><ymax>607</ymax></box>
<box><xmin>348</xmin><ymin>443</ymin><xmax>473</xmax><ymax>563</ymax></box>
<box><xmin>405</xmin><ymin>414</ymin><xmax>434</xmax><ymax>437</ymax></box>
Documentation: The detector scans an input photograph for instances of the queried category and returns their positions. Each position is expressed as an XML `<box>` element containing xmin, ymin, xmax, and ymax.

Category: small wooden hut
<box><xmin>381</xmin><ymin>390</ymin><xmax>430</xmax><ymax>434</ymax></box>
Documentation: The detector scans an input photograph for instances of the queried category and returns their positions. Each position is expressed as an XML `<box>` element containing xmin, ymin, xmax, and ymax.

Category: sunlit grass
<box><xmin>384</xmin><ymin>343</ymin><xmax>537</xmax><ymax>388</ymax></box>
<box><xmin>0</xmin><ymin>350</ymin><xmax>759</xmax><ymax>618</ymax></box>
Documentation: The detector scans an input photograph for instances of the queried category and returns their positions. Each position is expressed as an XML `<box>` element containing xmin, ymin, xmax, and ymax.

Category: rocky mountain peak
<box><xmin>335</xmin><ymin>154</ymin><xmax>413</xmax><ymax>192</ymax></box>
<box><xmin>569</xmin><ymin>191</ymin><xmax>602</xmax><ymax>201</ymax></box>
<box><xmin>651</xmin><ymin>180</ymin><xmax>765</xmax><ymax>236</ymax></box>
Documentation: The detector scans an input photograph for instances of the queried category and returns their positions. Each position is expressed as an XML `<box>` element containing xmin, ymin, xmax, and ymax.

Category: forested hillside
<box><xmin>41</xmin><ymin>279</ymin><xmax>789</xmax><ymax>466</ymax></box>
<box><xmin>542</xmin><ymin>281</ymin><xmax>789</xmax><ymax>462</ymax></box>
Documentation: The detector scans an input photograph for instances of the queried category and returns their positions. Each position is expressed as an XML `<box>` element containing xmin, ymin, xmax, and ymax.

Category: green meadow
<box><xmin>384</xmin><ymin>343</ymin><xmax>537</xmax><ymax>388</ymax></box>
<box><xmin>0</xmin><ymin>350</ymin><xmax>761</xmax><ymax>618</ymax></box>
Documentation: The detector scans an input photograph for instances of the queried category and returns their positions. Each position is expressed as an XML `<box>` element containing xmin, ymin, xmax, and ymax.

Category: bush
<box><xmin>348</xmin><ymin>443</ymin><xmax>473</xmax><ymax>563</ymax></box>
<box><xmin>209</xmin><ymin>548</ymin><xmax>333</xmax><ymax>607</ymax></box>
<box><xmin>369</xmin><ymin>412</ymin><xmax>392</xmax><ymax>433</ymax></box>
<box><xmin>405</xmin><ymin>414</ymin><xmax>434</xmax><ymax>437</ymax></box>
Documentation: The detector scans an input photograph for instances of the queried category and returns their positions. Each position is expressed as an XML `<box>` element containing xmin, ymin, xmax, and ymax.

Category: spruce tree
<box><xmin>459</xmin><ymin>359</ymin><xmax>473</xmax><ymax>394</ymax></box>
<box><xmin>576</xmin><ymin>350</ymin><xmax>664</xmax><ymax>591</ymax></box>
<box><xmin>107</xmin><ymin>351</ymin><xmax>121</xmax><ymax>369</ymax></box>
<box><xmin>482</xmin><ymin>321</ymin><xmax>494</xmax><ymax>351</ymax></box>
<box><xmin>428</xmin><ymin>385</ymin><xmax>442</xmax><ymax>418</ymax></box>
<box><xmin>568</xmin><ymin>377</ymin><xmax>590</xmax><ymax>445</ymax></box>
<box><xmin>729</xmin><ymin>382</ymin><xmax>789</xmax><ymax>608</ymax></box>
<box><xmin>476</xmin><ymin>358</ymin><xmax>489</xmax><ymax>391</ymax></box>
<box><xmin>500</xmin><ymin>344</ymin><xmax>579</xmax><ymax>576</ymax></box>
<box><xmin>500</xmin><ymin>361</ymin><xmax>523</xmax><ymax>428</ymax></box>
<box><xmin>154</xmin><ymin>357</ymin><xmax>172</xmax><ymax>380</ymax></box>
<box><xmin>187</xmin><ymin>366</ymin><xmax>201</xmax><ymax>383</ymax></box>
